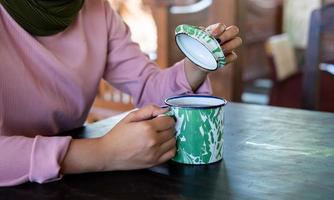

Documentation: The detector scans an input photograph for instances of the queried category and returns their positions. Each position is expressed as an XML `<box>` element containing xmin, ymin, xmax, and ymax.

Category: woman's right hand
<box><xmin>61</xmin><ymin>105</ymin><xmax>176</xmax><ymax>174</ymax></box>
<box><xmin>98</xmin><ymin>105</ymin><xmax>176</xmax><ymax>171</ymax></box>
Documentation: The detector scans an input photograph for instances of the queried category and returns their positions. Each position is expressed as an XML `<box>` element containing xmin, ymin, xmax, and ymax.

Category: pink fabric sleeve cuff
<box><xmin>173</xmin><ymin>59</ymin><xmax>213</xmax><ymax>95</ymax></box>
<box><xmin>29</xmin><ymin>136</ymin><xmax>72</xmax><ymax>184</ymax></box>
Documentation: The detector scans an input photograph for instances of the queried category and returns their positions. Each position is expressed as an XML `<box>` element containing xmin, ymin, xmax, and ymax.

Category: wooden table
<box><xmin>1</xmin><ymin>103</ymin><xmax>333</xmax><ymax>200</ymax></box>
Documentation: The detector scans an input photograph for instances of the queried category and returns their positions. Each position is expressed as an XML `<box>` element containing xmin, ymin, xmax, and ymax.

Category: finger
<box><xmin>124</xmin><ymin>105</ymin><xmax>168</xmax><ymax>123</ymax></box>
<box><xmin>225</xmin><ymin>51</ymin><xmax>238</xmax><ymax>64</ymax></box>
<box><xmin>205</xmin><ymin>23</ymin><xmax>219</xmax><ymax>33</ymax></box>
<box><xmin>198</xmin><ymin>26</ymin><xmax>206</xmax><ymax>30</ymax></box>
<box><xmin>158</xmin><ymin>147</ymin><xmax>177</xmax><ymax>164</ymax></box>
<box><xmin>211</xmin><ymin>23</ymin><xmax>227</xmax><ymax>38</ymax></box>
<box><xmin>159</xmin><ymin>137</ymin><xmax>176</xmax><ymax>156</ymax></box>
<box><xmin>149</xmin><ymin>116</ymin><xmax>175</xmax><ymax>132</ymax></box>
<box><xmin>219</xmin><ymin>25</ymin><xmax>240</xmax><ymax>43</ymax></box>
<box><xmin>221</xmin><ymin>37</ymin><xmax>242</xmax><ymax>54</ymax></box>
<box><xmin>157</xmin><ymin>127</ymin><xmax>176</xmax><ymax>144</ymax></box>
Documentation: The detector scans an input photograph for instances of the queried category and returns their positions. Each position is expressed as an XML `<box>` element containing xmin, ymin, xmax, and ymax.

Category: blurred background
<box><xmin>88</xmin><ymin>0</ymin><xmax>334</xmax><ymax>122</ymax></box>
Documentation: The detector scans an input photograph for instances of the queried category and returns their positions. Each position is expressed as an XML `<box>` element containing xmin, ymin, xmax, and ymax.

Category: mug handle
<box><xmin>157</xmin><ymin>106</ymin><xmax>175</xmax><ymax>120</ymax></box>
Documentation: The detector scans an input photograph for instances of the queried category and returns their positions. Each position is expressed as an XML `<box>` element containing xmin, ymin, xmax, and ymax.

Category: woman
<box><xmin>0</xmin><ymin>0</ymin><xmax>242</xmax><ymax>186</ymax></box>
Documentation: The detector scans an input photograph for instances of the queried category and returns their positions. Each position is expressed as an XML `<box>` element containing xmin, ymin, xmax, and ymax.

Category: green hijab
<box><xmin>0</xmin><ymin>0</ymin><xmax>84</xmax><ymax>36</ymax></box>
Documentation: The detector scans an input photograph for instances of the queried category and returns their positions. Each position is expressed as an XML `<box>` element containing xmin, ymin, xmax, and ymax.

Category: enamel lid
<box><xmin>175</xmin><ymin>24</ymin><xmax>226</xmax><ymax>71</ymax></box>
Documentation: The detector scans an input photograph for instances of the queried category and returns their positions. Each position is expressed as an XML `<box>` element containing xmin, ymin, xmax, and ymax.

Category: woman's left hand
<box><xmin>206</xmin><ymin>23</ymin><xmax>242</xmax><ymax>64</ymax></box>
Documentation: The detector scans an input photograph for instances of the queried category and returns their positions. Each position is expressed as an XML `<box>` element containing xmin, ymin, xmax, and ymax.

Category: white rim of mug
<box><xmin>175</xmin><ymin>24</ymin><xmax>226</xmax><ymax>70</ymax></box>
<box><xmin>165</xmin><ymin>95</ymin><xmax>228</xmax><ymax>109</ymax></box>
<box><xmin>175</xmin><ymin>33</ymin><xmax>218</xmax><ymax>71</ymax></box>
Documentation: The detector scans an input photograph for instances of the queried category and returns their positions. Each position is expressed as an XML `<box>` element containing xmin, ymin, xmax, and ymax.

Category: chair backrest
<box><xmin>303</xmin><ymin>4</ymin><xmax>334</xmax><ymax>109</ymax></box>
<box><xmin>94</xmin><ymin>80</ymin><xmax>134</xmax><ymax>111</ymax></box>
<box><xmin>87</xmin><ymin>80</ymin><xmax>134</xmax><ymax>122</ymax></box>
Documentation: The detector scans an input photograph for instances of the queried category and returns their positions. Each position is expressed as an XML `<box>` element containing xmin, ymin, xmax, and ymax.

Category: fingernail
<box><xmin>220</xmin><ymin>24</ymin><xmax>227</xmax><ymax>32</ymax></box>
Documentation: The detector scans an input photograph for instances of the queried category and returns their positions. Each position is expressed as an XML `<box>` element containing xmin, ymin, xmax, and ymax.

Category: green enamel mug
<box><xmin>164</xmin><ymin>95</ymin><xmax>227</xmax><ymax>165</ymax></box>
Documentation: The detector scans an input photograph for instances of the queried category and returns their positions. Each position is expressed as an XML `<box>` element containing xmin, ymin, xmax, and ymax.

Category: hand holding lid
<box><xmin>175</xmin><ymin>23</ymin><xmax>242</xmax><ymax>71</ymax></box>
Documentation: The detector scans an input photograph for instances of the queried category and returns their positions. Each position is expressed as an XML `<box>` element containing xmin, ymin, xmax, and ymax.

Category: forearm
<box><xmin>61</xmin><ymin>138</ymin><xmax>104</xmax><ymax>174</ymax></box>
<box><xmin>184</xmin><ymin>58</ymin><xmax>209</xmax><ymax>91</ymax></box>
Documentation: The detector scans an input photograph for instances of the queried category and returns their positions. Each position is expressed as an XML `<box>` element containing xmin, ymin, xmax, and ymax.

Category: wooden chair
<box><xmin>88</xmin><ymin>0</ymin><xmax>213</xmax><ymax>122</ymax></box>
<box><xmin>303</xmin><ymin>4</ymin><xmax>334</xmax><ymax>111</ymax></box>
<box><xmin>266</xmin><ymin>4</ymin><xmax>334</xmax><ymax>112</ymax></box>
<box><xmin>87</xmin><ymin>0</ymin><xmax>213</xmax><ymax>122</ymax></box>
<box><xmin>87</xmin><ymin>80</ymin><xmax>134</xmax><ymax>123</ymax></box>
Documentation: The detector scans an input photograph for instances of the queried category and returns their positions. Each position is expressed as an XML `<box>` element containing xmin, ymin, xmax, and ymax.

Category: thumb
<box><xmin>122</xmin><ymin>105</ymin><xmax>169</xmax><ymax>123</ymax></box>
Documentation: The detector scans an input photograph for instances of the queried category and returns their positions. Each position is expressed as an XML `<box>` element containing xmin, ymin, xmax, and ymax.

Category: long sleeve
<box><xmin>0</xmin><ymin>135</ymin><xmax>71</xmax><ymax>186</ymax></box>
<box><xmin>0</xmin><ymin>0</ymin><xmax>211</xmax><ymax>187</ymax></box>
<box><xmin>103</xmin><ymin>5</ymin><xmax>212</xmax><ymax>107</ymax></box>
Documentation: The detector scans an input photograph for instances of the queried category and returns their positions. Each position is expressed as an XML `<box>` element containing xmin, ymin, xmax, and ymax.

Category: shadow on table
<box><xmin>148</xmin><ymin>159</ymin><xmax>231</xmax><ymax>199</ymax></box>
<box><xmin>0</xmin><ymin>160</ymin><xmax>231</xmax><ymax>200</ymax></box>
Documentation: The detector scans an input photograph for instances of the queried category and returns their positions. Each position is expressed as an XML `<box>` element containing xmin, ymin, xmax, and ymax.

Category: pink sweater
<box><xmin>0</xmin><ymin>0</ymin><xmax>211</xmax><ymax>186</ymax></box>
